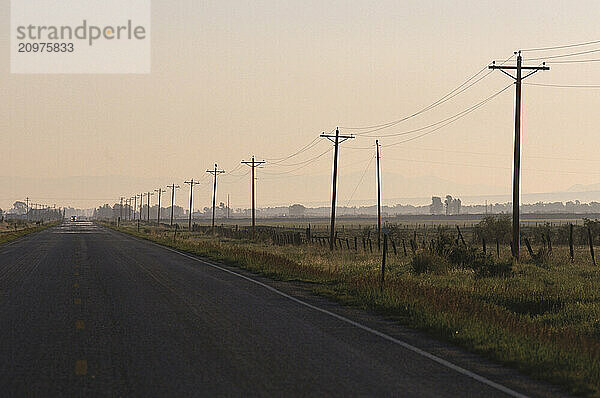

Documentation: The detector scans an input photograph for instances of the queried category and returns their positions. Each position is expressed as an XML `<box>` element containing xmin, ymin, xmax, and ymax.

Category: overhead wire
<box><xmin>524</xmin><ymin>82</ymin><xmax>600</xmax><ymax>88</ymax></box>
<box><xmin>400</xmin><ymin>146</ymin><xmax>600</xmax><ymax>162</ymax></box>
<box><xmin>344</xmin><ymin>154</ymin><xmax>375</xmax><ymax>208</ymax></box>
<box><xmin>546</xmin><ymin>58</ymin><xmax>600</xmax><ymax>64</ymax></box>
<box><xmin>524</xmin><ymin>47</ymin><xmax>600</xmax><ymax>61</ymax></box>
<box><xmin>385</xmin><ymin>156</ymin><xmax>600</xmax><ymax>175</ymax></box>
<box><xmin>340</xmin><ymin>66</ymin><xmax>489</xmax><ymax>133</ymax></box>
<box><xmin>224</xmin><ymin>163</ymin><xmax>244</xmax><ymax>176</ymax></box>
<box><xmin>341</xmin><ymin>82</ymin><xmax>512</xmax><ymax>148</ymax></box>
<box><xmin>261</xmin><ymin>147</ymin><xmax>333</xmax><ymax>177</ymax></box>
<box><xmin>521</xmin><ymin>39</ymin><xmax>600</xmax><ymax>52</ymax></box>
<box><xmin>339</xmin><ymin>53</ymin><xmax>515</xmax><ymax>134</ymax></box>
<box><xmin>381</xmin><ymin>83</ymin><xmax>513</xmax><ymax>148</ymax></box>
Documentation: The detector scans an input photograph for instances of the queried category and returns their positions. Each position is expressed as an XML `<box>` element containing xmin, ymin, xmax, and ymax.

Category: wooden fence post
<box><xmin>456</xmin><ymin>225</ymin><xmax>466</xmax><ymax>246</ymax></box>
<box><xmin>524</xmin><ymin>237</ymin><xmax>535</xmax><ymax>259</ymax></box>
<box><xmin>569</xmin><ymin>224</ymin><xmax>574</xmax><ymax>262</ymax></box>
<box><xmin>380</xmin><ymin>232</ymin><xmax>388</xmax><ymax>290</ymax></box>
<box><xmin>588</xmin><ymin>226</ymin><xmax>596</xmax><ymax>266</ymax></box>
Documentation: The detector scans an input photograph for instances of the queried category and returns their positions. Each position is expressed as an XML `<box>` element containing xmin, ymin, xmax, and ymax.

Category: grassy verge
<box><xmin>107</xmin><ymin>222</ymin><xmax>599</xmax><ymax>397</ymax></box>
<box><xmin>0</xmin><ymin>222</ymin><xmax>59</xmax><ymax>246</ymax></box>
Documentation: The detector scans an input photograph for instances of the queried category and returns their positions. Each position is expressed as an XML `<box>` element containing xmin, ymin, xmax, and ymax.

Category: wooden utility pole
<box><xmin>167</xmin><ymin>184</ymin><xmax>180</xmax><ymax>226</ymax></box>
<box><xmin>130</xmin><ymin>196</ymin><xmax>136</xmax><ymax>220</ymax></box>
<box><xmin>155</xmin><ymin>188</ymin><xmax>164</xmax><ymax>224</ymax></box>
<box><xmin>119</xmin><ymin>197</ymin><xmax>124</xmax><ymax>223</ymax></box>
<box><xmin>241</xmin><ymin>156</ymin><xmax>265</xmax><ymax>235</ymax></box>
<box><xmin>206</xmin><ymin>164</ymin><xmax>225</xmax><ymax>229</ymax></box>
<box><xmin>25</xmin><ymin>197</ymin><xmax>29</xmax><ymax>221</ymax></box>
<box><xmin>138</xmin><ymin>193</ymin><xmax>143</xmax><ymax>221</ymax></box>
<box><xmin>144</xmin><ymin>192</ymin><xmax>153</xmax><ymax>222</ymax></box>
<box><xmin>489</xmin><ymin>51</ymin><xmax>549</xmax><ymax>260</ymax></box>
<box><xmin>321</xmin><ymin>127</ymin><xmax>354</xmax><ymax>250</ymax></box>
<box><xmin>184</xmin><ymin>179</ymin><xmax>200</xmax><ymax>231</ymax></box>
<box><xmin>376</xmin><ymin>140</ymin><xmax>382</xmax><ymax>250</ymax></box>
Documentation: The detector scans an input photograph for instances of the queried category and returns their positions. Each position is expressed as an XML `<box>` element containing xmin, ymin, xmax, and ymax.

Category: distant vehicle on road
<box><xmin>70</xmin><ymin>216</ymin><xmax>77</xmax><ymax>222</ymax></box>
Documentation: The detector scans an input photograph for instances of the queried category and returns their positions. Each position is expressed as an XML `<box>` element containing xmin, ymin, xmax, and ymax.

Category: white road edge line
<box><xmin>115</xmin><ymin>228</ymin><xmax>528</xmax><ymax>398</ymax></box>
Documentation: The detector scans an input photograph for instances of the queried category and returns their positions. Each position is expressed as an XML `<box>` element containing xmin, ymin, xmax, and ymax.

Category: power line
<box><xmin>261</xmin><ymin>147</ymin><xmax>332</xmax><ymax>175</ymax></box>
<box><xmin>524</xmin><ymin>47</ymin><xmax>600</xmax><ymax>61</ymax></box>
<box><xmin>224</xmin><ymin>163</ymin><xmax>244</xmax><ymax>175</ymax></box>
<box><xmin>381</xmin><ymin>84</ymin><xmax>513</xmax><ymax>148</ymax></box>
<box><xmin>344</xmin><ymin>154</ymin><xmax>375</xmax><ymax>208</ymax></box>
<box><xmin>546</xmin><ymin>58</ymin><xmax>600</xmax><ymax>64</ymax></box>
<box><xmin>340</xmin><ymin>54</ymin><xmax>515</xmax><ymax>133</ymax></box>
<box><xmin>385</xmin><ymin>156</ymin><xmax>600</xmax><ymax>175</ymax></box>
<box><xmin>341</xmin><ymin>66</ymin><xmax>488</xmax><ymax>132</ymax></box>
<box><xmin>347</xmin><ymin>84</ymin><xmax>510</xmax><ymax>141</ymax></box>
<box><xmin>222</xmin><ymin>169</ymin><xmax>250</xmax><ymax>180</ymax></box>
<box><xmin>524</xmin><ymin>82</ymin><xmax>600</xmax><ymax>88</ymax></box>
<box><xmin>264</xmin><ymin>135</ymin><xmax>327</xmax><ymax>165</ymax></box>
<box><xmin>521</xmin><ymin>39</ymin><xmax>600</xmax><ymax>52</ymax></box>
<box><xmin>400</xmin><ymin>146</ymin><xmax>600</xmax><ymax>162</ymax></box>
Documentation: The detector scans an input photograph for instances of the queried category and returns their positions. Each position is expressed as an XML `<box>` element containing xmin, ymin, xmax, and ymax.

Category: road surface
<box><xmin>0</xmin><ymin>221</ymin><xmax>567</xmax><ymax>397</ymax></box>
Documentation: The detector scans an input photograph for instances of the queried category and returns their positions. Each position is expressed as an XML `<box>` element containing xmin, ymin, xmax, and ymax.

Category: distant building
<box><xmin>288</xmin><ymin>204</ymin><xmax>306</xmax><ymax>217</ymax></box>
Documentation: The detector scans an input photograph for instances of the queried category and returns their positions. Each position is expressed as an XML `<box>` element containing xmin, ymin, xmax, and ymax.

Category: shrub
<box><xmin>411</xmin><ymin>252</ymin><xmax>450</xmax><ymax>274</ymax></box>
<box><xmin>473</xmin><ymin>215</ymin><xmax>511</xmax><ymax>243</ymax></box>
<box><xmin>472</xmin><ymin>257</ymin><xmax>513</xmax><ymax>278</ymax></box>
<box><xmin>447</xmin><ymin>246</ymin><xmax>478</xmax><ymax>266</ymax></box>
<box><xmin>446</xmin><ymin>245</ymin><xmax>513</xmax><ymax>277</ymax></box>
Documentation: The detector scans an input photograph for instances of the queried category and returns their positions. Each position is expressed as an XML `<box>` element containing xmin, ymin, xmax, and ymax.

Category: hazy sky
<box><xmin>2</xmin><ymin>1</ymin><xmax>600</xmax><ymax>210</ymax></box>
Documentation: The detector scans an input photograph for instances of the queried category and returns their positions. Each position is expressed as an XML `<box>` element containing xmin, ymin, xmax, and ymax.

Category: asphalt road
<box><xmin>0</xmin><ymin>221</ymin><xmax>568</xmax><ymax>397</ymax></box>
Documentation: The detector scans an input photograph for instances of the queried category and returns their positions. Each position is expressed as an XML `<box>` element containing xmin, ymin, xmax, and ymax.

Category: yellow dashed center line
<box><xmin>75</xmin><ymin>320</ymin><xmax>85</xmax><ymax>330</ymax></box>
<box><xmin>74</xmin><ymin>271</ymin><xmax>79</xmax><ymax>276</ymax></box>
<box><xmin>73</xmin><ymin>282</ymin><xmax>79</xmax><ymax>288</ymax></box>
<box><xmin>75</xmin><ymin>360</ymin><xmax>87</xmax><ymax>376</ymax></box>
<box><xmin>74</xmin><ymin>298</ymin><xmax>82</xmax><ymax>305</ymax></box>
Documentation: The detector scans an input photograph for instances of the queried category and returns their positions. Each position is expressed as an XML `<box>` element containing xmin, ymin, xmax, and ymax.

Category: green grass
<box><xmin>107</xmin><ymin>221</ymin><xmax>600</xmax><ymax>397</ymax></box>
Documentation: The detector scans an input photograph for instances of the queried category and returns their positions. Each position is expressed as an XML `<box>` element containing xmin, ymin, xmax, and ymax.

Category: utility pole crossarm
<box><xmin>320</xmin><ymin>132</ymin><xmax>354</xmax><ymax>144</ymax></box>
<box><xmin>488</xmin><ymin>65</ymin><xmax>550</xmax><ymax>71</ymax></box>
